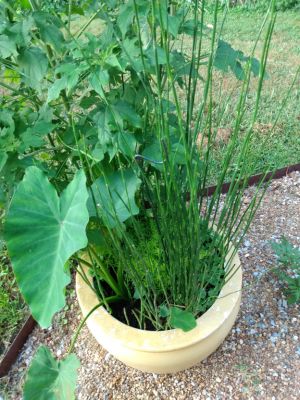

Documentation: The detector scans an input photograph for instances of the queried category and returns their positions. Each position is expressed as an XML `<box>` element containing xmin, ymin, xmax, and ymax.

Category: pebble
<box><xmin>278</xmin><ymin>299</ymin><xmax>288</xmax><ymax>309</ymax></box>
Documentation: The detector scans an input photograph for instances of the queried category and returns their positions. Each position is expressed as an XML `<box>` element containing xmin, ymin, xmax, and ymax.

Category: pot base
<box><xmin>76</xmin><ymin>251</ymin><xmax>242</xmax><ymax>374</ymax></box>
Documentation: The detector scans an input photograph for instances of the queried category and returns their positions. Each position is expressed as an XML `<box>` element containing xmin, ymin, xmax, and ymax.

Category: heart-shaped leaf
<box><xmin>5</xmin><ymin>167</ymin><xmax>89</xmax><ymax>328</ymax></box>
<box><xmin>23</xmin><ymin>346</ymin><xmax>80</xmax><ymax>400</ymax></box>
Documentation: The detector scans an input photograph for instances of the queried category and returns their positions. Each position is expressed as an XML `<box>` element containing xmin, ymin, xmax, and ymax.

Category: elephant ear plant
<box><xmin>0</xmin><ymin>0</ymin><xmax>282</xmax><ymax>397</ymax></box>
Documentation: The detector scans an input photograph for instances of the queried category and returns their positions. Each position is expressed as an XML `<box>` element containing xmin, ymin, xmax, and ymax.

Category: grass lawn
<box><xmin>212</xmin><ymin>9</ymin><xmax>300</xmax><ymax>174</ymax></box>
<box><xmin>0</xmin><ymin>250</ymin><xmax>28</xmax><ymax>357</ymax></box>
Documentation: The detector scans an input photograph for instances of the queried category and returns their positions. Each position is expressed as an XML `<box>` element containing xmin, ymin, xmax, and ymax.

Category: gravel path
<box><xmin>1</xmin><ymin>172</ymin><xmax>299</xmax><ymax>400</ymax></box>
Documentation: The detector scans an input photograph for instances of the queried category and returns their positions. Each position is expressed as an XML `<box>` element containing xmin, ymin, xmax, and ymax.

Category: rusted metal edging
<box><xmin>0</xmin><ymin>316</ymin><xmax>36</xmax><ymax>378</ymax></box>
<box><xmin>0</xmin><ymin>162</ymin><xmax>299</xmax><ymax>377</ymax></box>
<box><xmin>205</xmin><ymin>162</ymin><xmax>300</xmax><ymax>196</ymax></box>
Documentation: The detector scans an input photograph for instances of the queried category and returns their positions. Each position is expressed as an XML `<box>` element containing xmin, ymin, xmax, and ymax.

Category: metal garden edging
<box><xmin>0</xmin><ymin>316</ymin><xmax>36</xmax><ymax>377</ymax></box>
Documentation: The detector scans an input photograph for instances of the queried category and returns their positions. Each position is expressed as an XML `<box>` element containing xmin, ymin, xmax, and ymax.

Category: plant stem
<box><xmin>67</xmin><ymin>296</ymin><xmax>121</xmax><ymax>354</ymax></box>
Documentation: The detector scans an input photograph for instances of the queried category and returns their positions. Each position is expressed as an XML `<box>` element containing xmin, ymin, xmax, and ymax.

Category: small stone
<box><xmin>282</xmin><ymin>300</ymin><xmax>288</xmax><ymax>308</ymax></box>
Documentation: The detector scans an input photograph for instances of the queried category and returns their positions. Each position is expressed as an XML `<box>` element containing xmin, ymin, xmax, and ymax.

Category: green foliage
<box><xmin>0</xmin><ymin>0</ymin><xmax>283</xmax><ymax>395</ymax></box>
<box><xmin>206</xmin><ymin>0</ymin><xmax>300</xmax><ymax>11</ymax></box>
<box><xmin>0</xmin><ymin>0</ymin><xmax>261</xmax><ymax>210</ymax></box>
<box><xmin>18</xmin><ymin>47</ymin><xmax>49</xmax><ymax>90</ymax></box>
<box><xmin>5</xmin><ymin>167</ymin><xmax>89</xmax><ymax>328</ymax></box>
<box><xmin>215</xmin><ymin>39</ymin><xmax>260</xmax><ymax>80</ymax></box>
<box><xmin>23</xmin><ymin>346</ymin><xmax>80</xmax><ymax>400</ymax></box>
<box><xmin>88</xmin><ymin>168</ymin><xmax>141</xmax><ymax>227</ymax></box>
<box><xmin>208</xmin><ymin>9</ymin><xmax>300</xmax><ymax>180</ymax></box>
<box><xmin>271</xmin><ymin>237</ymin><xmax>300</xmax><ymax>304</ymax></box>
<box><xmin>238</xmin><ymin>0</ymin><xmax>300</xmax><ymax>11</ymax></box>
<box><xmin>0</xmin><ymin>251</ymin><xmax>27</xmax><ymax>354</ymax></box>
<box><xmin>1</xmin><ymin>0</ymin><xmax>276</xmax><ymax>329</ymax></box>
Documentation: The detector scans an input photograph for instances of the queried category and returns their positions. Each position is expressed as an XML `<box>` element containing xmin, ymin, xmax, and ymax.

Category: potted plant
<box><xmin>1</xmin><ymin>0</ymin><xmax>278</xmax><ymax>397</ymax></box>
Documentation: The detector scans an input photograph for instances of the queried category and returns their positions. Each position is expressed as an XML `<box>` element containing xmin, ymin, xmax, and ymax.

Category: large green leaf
<box><xmin>20</xmin><ymin>120</ymin><xmax>56</xmax><ymax>150</ymax></box>
<box><xmin>47</xmin><ymin>76</ymin><xmax>68</xmax><ymax>102</ymax></box>
<box><xmin>214</xmin><ymin>39</ymin><xmax>260</xmax><ymax>80</ymax></box>
<box><xmin>33</xmin><ymin>12</ymin><xmax>65</xmax><ymax>53</ymax></box>
<box><xmin>166</xmin><ymin>15</ymin><xmax>181</xmax><ymax>37</ymax></box>
<box><xmin>6</xmin><ymin>17</ymin><xmax>33</xmax><ymax>47</ymax></box>
<box><xmin>0</xmin><ymin>34</ymin><xmax>17</xmax><ymax>58</ymax></box>
<box><xmin>23</xmin><ymin>346</ymin><xmax>80</xmax><ymax>400</ymax></box>
<box><xmin>117</xmin><ymin>0</ymin><xmax>134</xmax><ymax>37</ymax></box>
<box><xmin>117</xmin><ymin>131</ymin><xmax>137</xmax><ymax>156</ymax></box>
<box><xmin>88</xmin><ymin>169</ymin><xmax>141</xmax><ymax>228</ymax></box>
<box><xmin>142</xmin><ymin>137</ymin><xmax>187</xmax><ymax>171</ymax></box>
<box><xmin>47</xmin><ymin>63</ymin><xmax>88</xmax><ymax>102</ymax></box>
<box><xmin>5</xmin><ymin>167</ymin><xmax>89</xmax><ymax>328</ymax></box>
<box><xmin>89</xmin><ymin>67</ymin><xmax>109</xmax><ymax>98</ymax></box>
<box><xmin>18</xmin><ymin>47</ymin><xmax>48</xmax><ymax>90</ymax></box>
<box><xmin>113</xmin><ymin>101</ymin><xmax>142</xmax><ymax>128</ymax></box>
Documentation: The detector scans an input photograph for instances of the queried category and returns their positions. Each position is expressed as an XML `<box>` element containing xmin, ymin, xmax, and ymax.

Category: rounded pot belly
<box><xmin>76</xmin><ymin>250</ymin><xmax>242</xmax><ymax>374</ymax></box>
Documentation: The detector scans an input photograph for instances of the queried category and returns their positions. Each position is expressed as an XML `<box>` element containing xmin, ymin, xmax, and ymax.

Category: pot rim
<box><xmin>76</xmin><ymin>246</ymin><xmax>242</xmax><ymax>353</ymax></box>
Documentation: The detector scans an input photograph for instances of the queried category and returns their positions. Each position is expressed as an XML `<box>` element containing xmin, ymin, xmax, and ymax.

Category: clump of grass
<box><xmin>271</xmin><ymin>237</ymin><xmax>300</xmax><ymax>304</ymax></box>
<box><xmin>207</xmin><ymin>9</ymin><xmax>300</xmax><ymax>178</ymax></box>
<box><xmin>0</xmin><ymin>250</ymin><xmax>28</xmax><ymax>355</ymax></box>
<box><xmin>91</xmin><ymin>220</ymin><xmax>225</xmax><ymax>330</ymax></box>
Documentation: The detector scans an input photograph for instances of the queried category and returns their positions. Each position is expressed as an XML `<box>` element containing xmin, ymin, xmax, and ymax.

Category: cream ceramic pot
<box><xmin>76</xmin><ymin>250</ymin><xmax>242</xmax><ymax>374</ymax></box>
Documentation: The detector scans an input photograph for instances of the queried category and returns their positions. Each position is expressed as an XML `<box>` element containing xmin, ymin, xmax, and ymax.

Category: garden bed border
<box><xmin>0</xmin><ymin>316</ymin><xmax>36</xmax><ymax>377</ymax></box>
